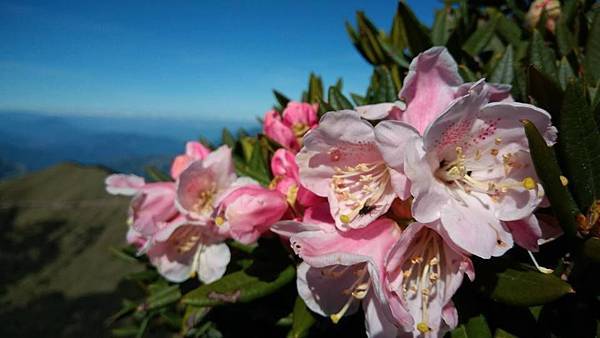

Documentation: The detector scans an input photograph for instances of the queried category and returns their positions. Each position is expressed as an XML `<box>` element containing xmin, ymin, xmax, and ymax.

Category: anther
<box><xmin>522</xmin><ymin>177</ymin><xmax>537</xmax><ymax>190</ymax></box>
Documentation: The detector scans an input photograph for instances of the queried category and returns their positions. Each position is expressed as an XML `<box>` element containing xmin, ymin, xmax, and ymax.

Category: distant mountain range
<box><xmin>0</xmin><ymin>111</ymin><xmax>259</xmax><ymax>178</ymax></box>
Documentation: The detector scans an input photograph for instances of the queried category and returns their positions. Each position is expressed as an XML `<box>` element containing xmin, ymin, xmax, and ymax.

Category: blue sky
<box><xmin>0</xmin><ymin>0</ymin><xmax>438</xmax><ymax>121</ymax></box>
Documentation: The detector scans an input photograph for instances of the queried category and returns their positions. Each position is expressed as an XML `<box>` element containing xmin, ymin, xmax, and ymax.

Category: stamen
<box><xmin>215</xmin><ymin>216</ymin><xmax>225</xmax><ymax>226</ymax></box>
<box><xmin>522</xmin><ymin>177</ymin><xmax>537</xmax><ymax>190</ymax></box>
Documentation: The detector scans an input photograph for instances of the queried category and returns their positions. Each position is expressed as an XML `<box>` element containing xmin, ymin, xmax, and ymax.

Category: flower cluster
<box><xmin>107</xmin><ymin>47</ymin><xmax>558</xmax><ymax>337</ymax></box>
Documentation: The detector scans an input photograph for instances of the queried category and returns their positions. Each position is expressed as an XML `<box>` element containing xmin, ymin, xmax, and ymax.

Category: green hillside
<box><xmin>0</xmin><ymin>163</ymin><xmax>141</xmax><ymax>337</ymax></box>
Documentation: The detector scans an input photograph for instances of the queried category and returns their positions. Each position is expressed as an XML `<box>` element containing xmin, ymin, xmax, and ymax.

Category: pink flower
<box><xmin>170</xmin><ymin>141</ymin><xmax>211</xmax><ymax>179</ymax></box>
<box><xmin>147</xmin><ymin>220</ymin><xmax>230</xmax><ymax>283</ymax></box>
<box><xmin>297</xmin><ymin>110</ymin><xmax>409</xmax><ymax>230</ymax></box>
<box><xmin>384</xmin><ymin>222</ymin><xmax>474</xmax><ymax>337</ymax></box>
<box><xmin>175</xmin><ymin>146</ymin><xmax>237</xmax><ymax>222</ymax></box>
<box><xmin>106</xmin><ymin>174</ymin><xmax>179</xmax><ymax>240</ymax></box>
<box><xmin>263</xmin><ymin>101</ymin><xmax>319</xmax><ymax>152</ymax></box>
<box><xmin>214</xmin><ymin>181</ymin><xmax>288</xmax><ymax>244</ymax></box>
<box><xmin>377</xmin><ymin>81</ymin><xmax>557</xmax><ymax>258</ymax></box>
<box><xmin>272</xmin><ymin>217</ymin><xmax>402</xmax><ymax>337</ymax></box>
<box><xmin>357</xmin><ymin>47</ymin><xmax>512</xmax><ymax>134</ymax></box>
<box><xmin>270</xmin><ymin>148</ymin><xmax>322</xmax><ymax>210</ymax></box>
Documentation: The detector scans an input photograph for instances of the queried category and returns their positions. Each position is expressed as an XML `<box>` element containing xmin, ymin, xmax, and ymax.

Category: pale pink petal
<box><xmin>440</xmin><ymin>193</ymin><xmax>514</xmax><ymax>258</ymax></box>
<box><xmin>374</xmin><ymin>120</ymin><xmax>420</xmax><ymax>170</ymax></box>
<box><xmin>197</xmin><ymin>243</ymin><xmax>230</xmax><ymax>283</ymax></box>
<box><xmin>202</xmin><ymin>145</ymin><xmax>236</xmax><ymax>190</ymax></box>
<box><xmin>504</xmin><ymin>214</ymin><xmax>542</xmax><ymax>251</ymax></box>
<box><xmin>296</xmin><ymin>262</ymin><xmax>361</xmax><ymax>317</ymax></box>
<box><xmin>105</xmin><ymin>174</ymin><xmax>145</xmax><ymax>195</ymax></box>
<box><xmin>396</xmin><ymin>47</ymin><xmax>463</xmax><ymax>134</ymax></box>
<box><xmin>363</xmin><ymin>293</ymin><xmax>400</xmax><ymax>338</ymax></box>
<box><xmin>271</xmin><ymin>148</ymin><xmax>299</xmax><ymax>180</ymax></box>
<box><xmin>356</xmin><ymin>102</ymin><xmax>404</xmax><ymax>121</ymax></box>
<box><xmin>186</xmin><ymin>141</ymin><xmax>211</xmax><ymax>159</ymax></box>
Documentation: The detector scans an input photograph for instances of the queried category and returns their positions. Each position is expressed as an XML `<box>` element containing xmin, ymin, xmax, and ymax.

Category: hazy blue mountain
<box><xmin>0</xmin><ymin>111</ymin><xmax>259</xmax><ymax>178</ymax></box>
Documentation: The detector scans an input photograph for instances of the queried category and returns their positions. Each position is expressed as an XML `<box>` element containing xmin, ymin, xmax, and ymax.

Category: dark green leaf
<box><xmin>584</xmin><ymin>11</ymin><xmax>600</xmax><ymax>84</ymax></box>
<box><xmin>395</xmin><ymin>2</ymin><xmax>431</xmax><ymax>55</ymax></box>
<box><xmin>476</xmin><ymin>262</ymin><xmax>573</xmax><ymax>306</ymax></box>
<box><xmin>582</xmin><ymin>237</ymin><xmax>600</xmax><ymax>264</ymax></box>
<box><xmin>378</xmin><ymin>37</ymin><xmax>411</xmax><ymax>68</ymax></box>
<box><xmin>529</xmin><ymin>30</ymin><xmax>558</xmax><ymax>83</ymax></box>
<box><xmin>145</xmin><ymin>166</ymin><xmax>172</xmax><ymax>182</ymax></box>
<box><xmin>109</xmin><ymin>246</ymin><xmax>140</xmax><ymax>264</ymax></box>
<box><xmin>528</xmin><ymin>66</ymin><xmax>564</xmax><ymax>116</ymax></box>
<box><xmin>307</xmin><ymin>73</ymin><xmax>323</xmax><ymax>104</ymax></box>
<box><xmin>182</xmin><ymin>265</ymin><xmax>295</xmax><ymax>307</ymax></box>
<box><xmin>556</xmin><ymin>81</ymin><xmax>600</xmax><ymax>211</ymax></box>
<box><xmin>356</xmin><ymin>12</ymin><xmax>387</xmax><ymax>64</ymax></box>
<box><xmin>346</xmin><ymin>21</ymin><xmax>378</xmax><ymax>65</ymax></box>
<box><xmin>181</xmin><ymin>306</ymin><xmax>211</xmax><ymax>335</ymax></box>
<box><xmin>450</xmin><ymin>314</ymin><xmax>492</xmax><ymax>338</ymax></box>
<box><xmin>390</xmin><ymin>7</ymin><xmax>408</xmax><ymax>50</ymax></box>
<box><xmin>496</xmin><ymin>15</ymin><xmax>522</xmax><ymax>46</ymax></box>
<box><xmin>431</xmin><ymin>7</ymin><xmax>455</xmax><ymax>45</ymax></box>
<box><xmin>351</xmin><ymin>93</ymin><xmax>367</xmax><ymax>106</ymax></box>
<box><xmin>112</xmin><ymin>326</ymin><xmax>140</xmax><ymax>337</ymax></box>
<box><xmin>556</xmin><ymin>16</ymin><xmax>576</xmax><ymax>57</ymax></box>
<box><xmin>490</xmin><ymin>45</ymin><xmax>514</xmax><ymax>84</ymax></box>
<box><xmin>145</xmin><ymin>285</ymin><xmax>181</xmax><ymax>310</ymax></box>
<box><xmin>247</xmin><ymin>140</ymin><xmax>271</xmax><ymax>185</ymax></box>
<box><xmin>463</xmin><ymin>14</ymin><xmax>500</xmax><ymax>57</ymax></box>
<box><xmin>558</xmin><ymin>57</ymin><xmax>576</xmax><ymax>89</ymax></box>
<box><xmin>273</xmin><ymin>90</ymin><xmax>291</xmax><ymax>109</ymax></box>
<box><xmin>327</xmin><ymin>86</ymin><xmax>353</xmax><ymax>110</ymax></box>
<box><xmin>524</xmin><ymin>120</ymin><xmax>580</xmax><ymax>238</ymax></box>
<box><xmin>287</xmin><ymin>297</ymin><xmax>316</xmax><ymax>338</ymax></box>
<box><xmin>335</xmin><ymin>78</ymin><xmax>343</xmax><ymax>91</ymax></box>
<box><xmin>458</xmin><ymin>65</ymin><xmax>478</xmax><ymax>82</ymax></box>
<box><xmin>221</xmin><ymin>128</ymin><xmax>236</xmax><ymax>149</ymax></box>
<box><xmin>494</xmin><ymin>328</ymin><xmax>518</xmax><ymax>338</ymax></box>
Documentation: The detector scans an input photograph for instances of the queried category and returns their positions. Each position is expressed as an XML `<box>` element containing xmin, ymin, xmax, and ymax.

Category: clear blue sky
<box><xmin>0</xmin><ymin>0</ymin><xmax>438</xmax><ymax>121</ymax></box>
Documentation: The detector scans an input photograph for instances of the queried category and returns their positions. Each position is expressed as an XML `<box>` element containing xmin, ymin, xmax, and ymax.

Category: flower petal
<box><xmin>105</xmin><ymin>174</ymin><xmax>145</xmax><ymax>195</ymax></box>
<box><xmin>197</xmin><ymin>243</ymin><xmax>231</xmax><ymax>284</ymax></box>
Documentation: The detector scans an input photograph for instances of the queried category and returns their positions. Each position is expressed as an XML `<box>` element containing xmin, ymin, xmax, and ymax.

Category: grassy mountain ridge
<box><xmin>0</xmin><ymin>162</ymin><xmax>142</xmax><ymax>337</ymax></box>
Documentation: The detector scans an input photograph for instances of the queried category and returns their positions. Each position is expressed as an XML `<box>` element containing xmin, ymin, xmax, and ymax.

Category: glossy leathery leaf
<box><xmin>555</xmin><ymin>81</ymin><xmax>600</xmax><ymax>211</ymax></box>
<box><xmin>490</xmin><ymin>45</ymin><xmax>514</xmax><ymax>85</ymax></box>
<box><xmin>524</xmin><ymin>120</ymin><xmax>580</xmax><ymax>238</ymax></box>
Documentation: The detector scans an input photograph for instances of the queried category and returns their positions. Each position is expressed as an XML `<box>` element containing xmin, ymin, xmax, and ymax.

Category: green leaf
<box><xmin>558</xmin><ymin>57</ymin><xmax>576</xmax><ymax>89</ymax></box>
<box><xmin>527</xmin><ymin>66</ymin><xmax>564</xmax><ymax>116</ymax></box>
<box><xmin>395</xmin><ymin>2</ymin><xmax>431</xmax><ymax>55</ymax></box>
<box><xmin>584</xmin><ymin>11</ymin><xmax>600</xmax><ymax>84</ymax></box>
<box><xmin>450</xmin><ymin>314</ymin><xmax>492</xmax><ymax>338</ymax></box>
<box><xmin>555</xmin><ymin>16</ymin><xmax>576</xmax><ymax>57</ymax></box>
<box><xmin>327</xmin><ymin>86</ymin><xmax>353</xmax><ymax>110</ymax></box>
<box><xmin>247</xmin><ymin>140</ymin><xmax>271</xmax><ymax>185</ymax></box>
<box><xmin>369</xmin><ymin>66</ymin><xmax>397</xmax><ymax>103</ymax></box>
<box><xmin>221</xmin><ymin>128</ymin><xmax>236</xmax><ymax>149</ymax></box>
<box><xmin>476</xmin><ymin>262</ymin><xmax>573</xmax><ymax>306</ymax></box>
<box><xmin>273</xmin><ymin>90</ymin><xmax>290</xmax><ymax>109</ymax></box>
<box><xmin>494</xmin><ymin>328</ymin><xmax>518</xmax><ymax>338</ymax></box>
<box><xmin>356</xmin><ymin>11</ymin><xmax>387</xmax><ymax>64</ymax></box>
<box><xmin>307</xmin><ymin>73</ymin><xmax>323</xmax><ymax>104</ymax></box>
<box><xmin>145</xmin><ymin>166</ymin><xmax>172</xmax><ymax>182</ymax></box>
<box><xmin>582</xmin><ymin>237</ymin><xmax>600</xmax><ymax>264</ymax></box>
<box><xmin>490</xmin><ymin>45</ymin><xmax>514</xmax><ymax>85</ymax></box>
<box><xmin>556</xmin><ymin>81</ymin><xmax>600</xmax><ymax>211</ymax></box>
<box><xmin>239</xmin><ymin>136</ymin><xmax>255</xmax><ymax>162</ymax></box>
<box><xmin>112</xmin><ymin>326</ymin><xmax>140</xmax><ymax>337</ymax></box>
<box><xmin>495</xmin><ymin>15</ymin><xmax>522</xmax><ymax>46</ymax></box>
<box><xmin>287</xmin><ymin>297</ymin><xmax>316</xmax><ymax>338</ymax></box>
<box><xmin>431</xmin><ymin>7</ymin><xmax>455</xmax><ymax>45</ymax></box>
<box><xmin>346</xmin><ymin>21</ymin><xmax>378</xmax><ymax>65</ymax></box>
<box><xmin>458</xmin><ymin>65</ymin><xmax>478</xmax><ymax>82</ymax></box>
<box><xmin>335</xmin><ymin>78</ymin><xmax>343</xmax><ymax>91</ymax></box>
<box><xmin>181</xmin><ymin>306</ymin><xmax>211</xmax><ymax>335</ymax></box>
<box><xmin>463</xmin><ymin>14</ymin><xmax>500</xmax><ymax>57</ymax></box>
<box><xmin>182</xmin><ymin>265</ymin><xmax>295</xmax><ymax>307</ymax></box>
<box><xmin>378</xmin><ymin>37</ymin><xmax>411</xmax><ymax>68</ymax></box>
<box><xmin>350</xmin><ymin>93</ymin><xmax>367</xmax><ymax>106</ymax></box>
<box><xmin>529</xmin><ymin>30</ymin><xmax>558</xmax><ymax>83</ymax></box>
<box><xmin>145</xmin><ymin>285</ymin><xmax>181</xmax><ymax>310</ymax></box>
<box><xmin>524</xmin><ymin>120</ymin><xmax>580</xmax><ymax>239</ymax></box>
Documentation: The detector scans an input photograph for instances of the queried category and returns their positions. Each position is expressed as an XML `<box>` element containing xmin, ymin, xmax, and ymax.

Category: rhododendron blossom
<box><xmin>297</xmin><ymin>110</ymin><xmax>410</xmax><ymax>230</ymax></box>
<box><xmin>378</xmin><ymin>81</ymin><xmax>557</xmax><ymax>258</ymax></box>
<box><xmin>176</xmin><ymin>145</ymin><xmax>237</xmax><ymax>222</ymax></box>
<box><xmin>213</xmin><ymin>181</ymin><xmax>288</xmax><ymax>244</ymax></box>
<box><xmin>170</xmin><ymin>141</ymin><xmax>211</xmax><ymax>179</ymax></box>
<box><xmin>385</xmin><ymin>222</ymin><xmax>474</xmax><ymax>337</ymax></box>
<box><xmin>273</xmin><ymin>217</ymin><xmax>402</xmax><ymax>337</ymax></box>
<box><xmin>358</xmin><ymin>47</ymin><xmax>511</xmax><ymax>134</ymax></box>
<box><xmin>147</xmin><ymin>220</ymin><xmax>230</xmax><ymax>283</ymax></box>
<box><xmin>105</xmin><ymin>174</ymin><xmax>179</xmax><ymax>250</ymax></box>
<box><xmin>263</xmin><ymin>101</ymin><xmax>319</xmax><ymax>152</ymax></box>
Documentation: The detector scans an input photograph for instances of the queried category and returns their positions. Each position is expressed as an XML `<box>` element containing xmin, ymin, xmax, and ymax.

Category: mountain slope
<box><xmin>0</xmin><ymin>163</ymin><xmax>141</xmax><ymax>337</ymax></box>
